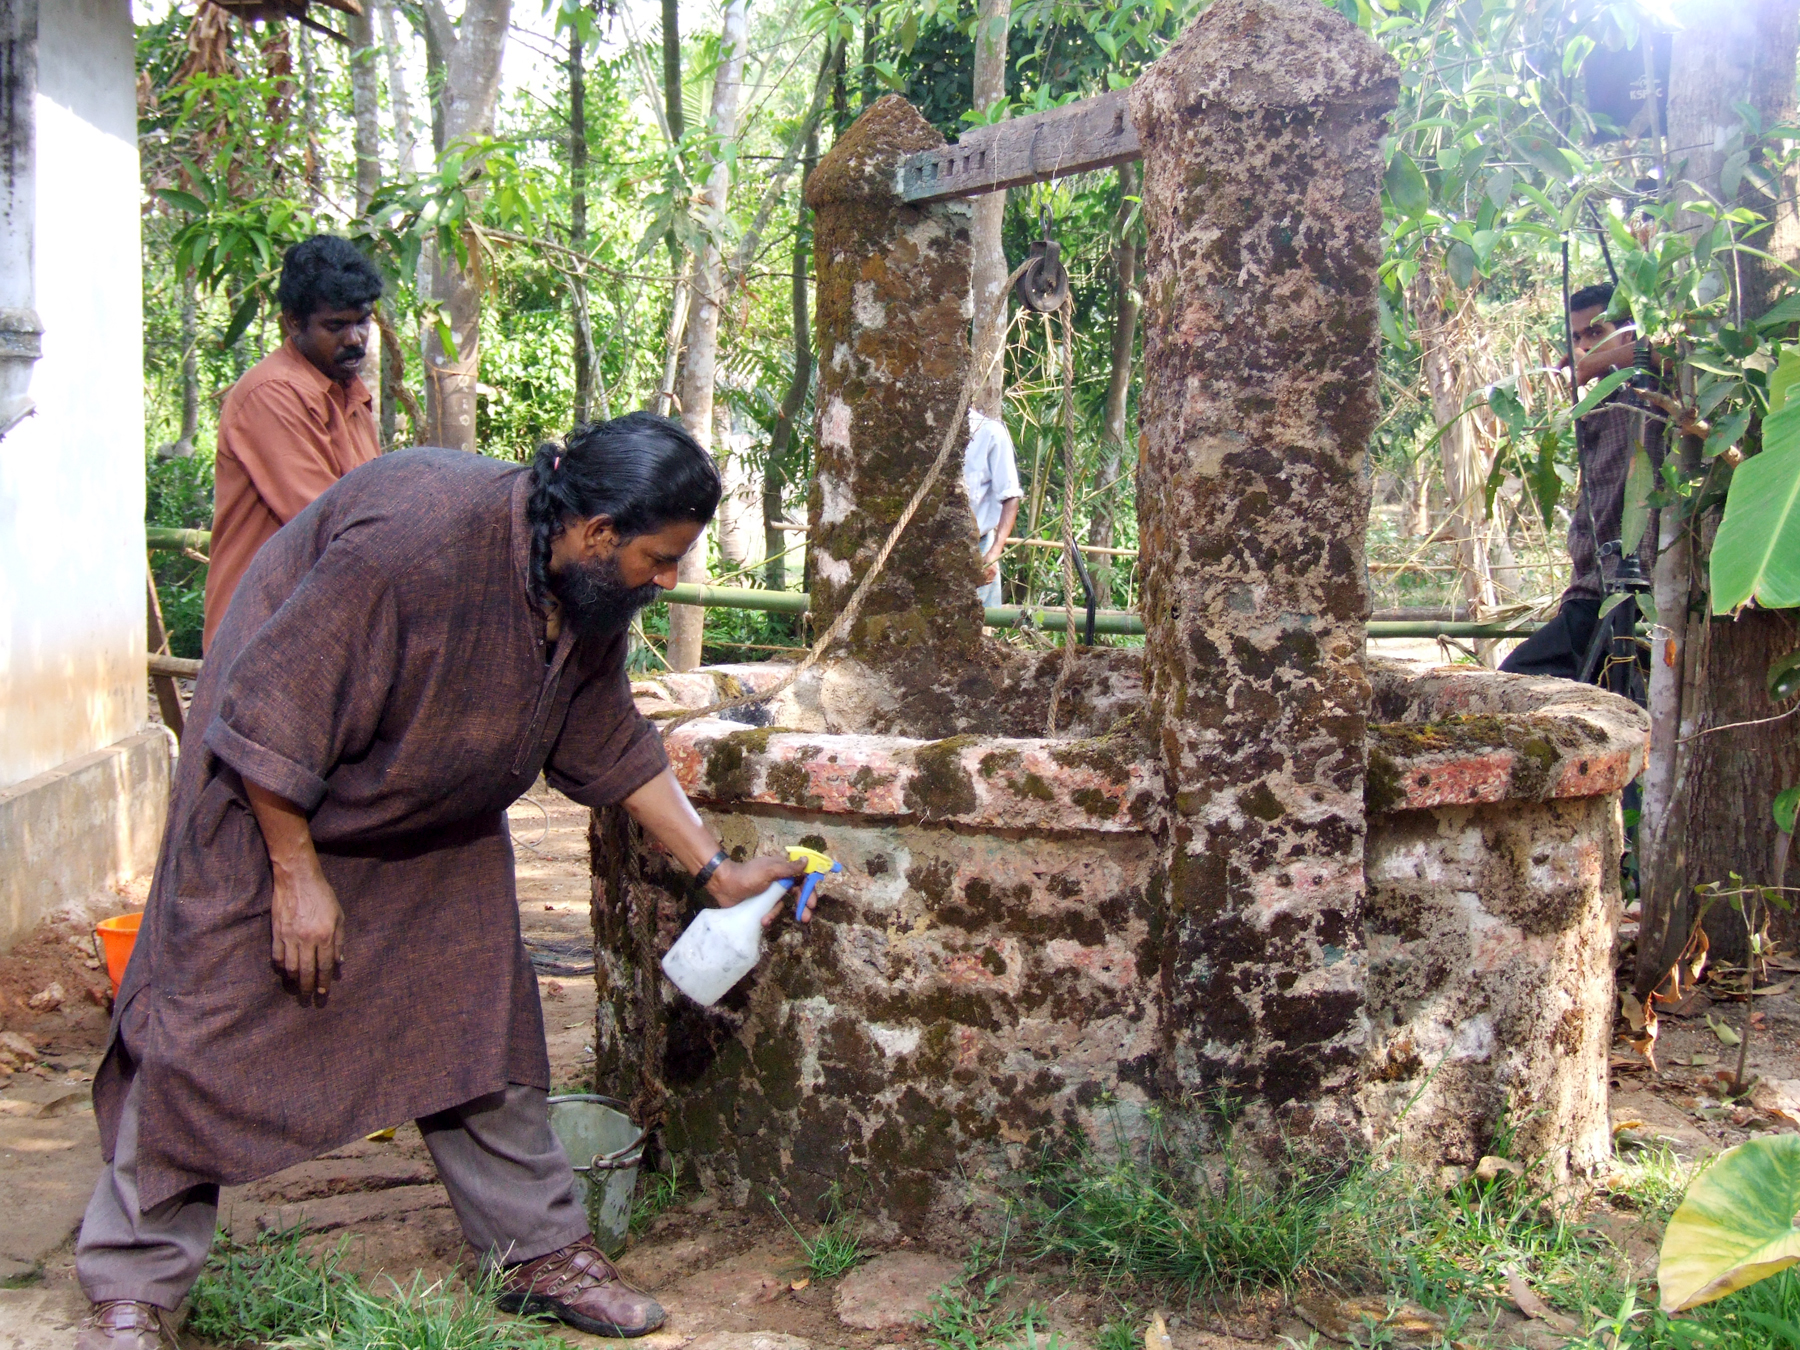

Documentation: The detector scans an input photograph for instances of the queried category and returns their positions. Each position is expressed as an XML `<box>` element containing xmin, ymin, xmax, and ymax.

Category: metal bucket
<box><xmin>547</xmin><ymin>1094</ymin><xmax>645</xmax><ymax>1254</ymax></box>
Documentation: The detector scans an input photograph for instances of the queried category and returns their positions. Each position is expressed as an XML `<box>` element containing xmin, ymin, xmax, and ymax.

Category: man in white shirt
<box><xmin>962</xmin><ymin>408</ymin><xmax>1023</xmax><ymax>607</ymax></box>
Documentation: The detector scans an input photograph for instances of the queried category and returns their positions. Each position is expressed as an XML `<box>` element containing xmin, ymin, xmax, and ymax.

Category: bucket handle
<box><xmin>547</xmin><ymin>1094</ymin><xmax>646</xmax><ymax>1175</ymax></box>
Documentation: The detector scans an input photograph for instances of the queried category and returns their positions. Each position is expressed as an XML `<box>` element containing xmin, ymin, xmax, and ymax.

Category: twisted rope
<box><xmin>658</xmin><ymin>259</ymin><xmax>1035</xmax><ymax>737</ymax></box>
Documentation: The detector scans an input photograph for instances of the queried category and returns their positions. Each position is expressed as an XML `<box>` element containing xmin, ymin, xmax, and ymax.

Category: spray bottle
<box><xmin>660</xmin><ymin>847</ymin><xmax>842</xmax><ymax>1007</ymax></box>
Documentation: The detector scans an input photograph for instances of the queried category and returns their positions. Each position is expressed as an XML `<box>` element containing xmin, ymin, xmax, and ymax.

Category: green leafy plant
<box><xmin>1658</xmin><ymin>1135</ymin><xmax>1800</xmax><ymax>1313</ymax></box>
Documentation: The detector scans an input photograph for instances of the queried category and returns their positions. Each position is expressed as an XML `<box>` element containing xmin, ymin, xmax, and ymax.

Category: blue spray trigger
<box><xmin>794</xmin><ymin>860</ymin><xmax>844</xmax><ymax>920</ymax></box>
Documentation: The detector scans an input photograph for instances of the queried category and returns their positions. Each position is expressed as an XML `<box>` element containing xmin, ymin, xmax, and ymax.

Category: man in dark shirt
<box><xmin>1501</xmin><ymin>282</ymin><xmax>1663</xmax><ymax>681</ymax></box>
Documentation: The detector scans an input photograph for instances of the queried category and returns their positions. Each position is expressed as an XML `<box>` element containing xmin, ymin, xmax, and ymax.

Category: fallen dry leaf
<box><xmin>1475</xmin><ymin>1156</ymin><xmax>1524</xmax><ymax>1183</ymax></box>
<box><xmin>1755</xmin><ymin>980</ymin><xmax>1794</xmax><ymax>997</ymax></box>
<box><xmin>1611</xmin><ymin>1119</ymin><xmax>1646</xmax><ymax>1134</ymax></box>
<box><xmin>789</xmin><ymin>1278</ymin><xmax>810</xmax><ymax>1292</ymax></box>
<box><xmin>1295</xmin><ymin>1293</ymin><xmax>1445</xmax><ymax>1346</ymax></box>
<box><xmin>1706</xmin><ymin>1013</ymin><xmax>1743</xmax><ymax>1047</ymax></box>
<box><xmin>1502</xmin><ymin>1264</ymin><xmax>1577</xmax><ymax>1335</ymax></box>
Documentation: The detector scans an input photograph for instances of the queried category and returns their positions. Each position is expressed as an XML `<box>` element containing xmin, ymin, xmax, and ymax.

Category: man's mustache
<box><xmin>337</xmin><ymin>347</ymin><xmax>366</xmax><ymax>363</ymax></box>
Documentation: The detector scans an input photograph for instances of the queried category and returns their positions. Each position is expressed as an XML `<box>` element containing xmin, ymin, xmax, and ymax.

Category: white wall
<box><xmin>0</xmin><ymin>0</ymin><xmax>146</xmax><ymax>790</ymax></box>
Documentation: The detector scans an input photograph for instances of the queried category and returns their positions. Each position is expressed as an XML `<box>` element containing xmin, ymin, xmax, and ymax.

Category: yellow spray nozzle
<box><xmin>786</xmin><ymin>846</ymin><xmax>838</xmax><ymax>874</ymax></box>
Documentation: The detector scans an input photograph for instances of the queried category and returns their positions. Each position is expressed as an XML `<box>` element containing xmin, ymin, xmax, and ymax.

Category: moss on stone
<box><xmin>766</xmin><ymin>760</ymin><xmax>825</xmax><ymax>811</ymax></box>
<box><xmin>1071</xmin><ymin>787</ymin><xmax>1121</xmax><ymax>819</ymax></box>
<box><xmin>1365</xmin><ymin>747</ymin><xmax>1403</xmax><ymax>814</ymax></box>
<box><xmin>903</xmin><ymin>735</ymin><xmax>981</xmax><ymax>817</ymax></box>
<box><xmin>1014</xmin><ymin>771</ymin><xmax>1056</xmax><ymax>802</ymax></box>
<box><xmin>1238</xmin><ymin>783</ymin><xmax>1284</xmax><ymax>822</ymax></box>
<box><xmin>704</xmin><ymin>727</ymin><xmax>781</xmax><ymax>799</ymax></box>
<box><xmin>979</xmin><ymin>748</ymin><xmax>1022</xmax><ymax>780</ymax></box>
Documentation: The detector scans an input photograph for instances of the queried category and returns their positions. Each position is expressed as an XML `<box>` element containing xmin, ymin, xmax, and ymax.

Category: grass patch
<box><xmin>629</xmin><ymin>1169</ymin><xmax>685</xmax><ymax>1236</ymax></box>
<box><xmin>188</xmin><ymin>1230</ymin><xmax>353</xmax><ymax>1343</ymax></box>
<box><xmin>769</xmin><ymin>1190</ymin><xmax>866</xmax><ymax>1280</ymax></box>
<box><xmin>921</xmin><ymin>1272</ymin><xmax>1055</xmax><ymax>1350</ymax></box>
<box><xmin>187</xmin><ymin>1229</ymin><xmax>568</xmax><ymax>1349</ymax></box>
<box><xmin>1027</xmin><ymin>1110</ymin><xmax>1629</xmax><ymax>1340</ymax></box>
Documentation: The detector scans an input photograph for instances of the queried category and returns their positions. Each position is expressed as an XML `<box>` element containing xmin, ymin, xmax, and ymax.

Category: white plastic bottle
<box><xmin>659</xmin><ymin>879</ymin><xmax>794</xmax><ymax>1007</ymax></box>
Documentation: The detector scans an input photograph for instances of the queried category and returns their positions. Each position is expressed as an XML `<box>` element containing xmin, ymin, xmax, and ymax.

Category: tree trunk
<box><xmin>764</xmin><ymin>124</ymin><xmax>818</xmax><ymax>596</ymax></box>
<box><xmin>347</xmin><ymin>7</ymin><xmax>387</xmax><ymax>441</ymax></box>
<box><xmin>661</xmin><ymin>0</ymin><xmax>685</xmax><ymax>145</ymax></box>
<box><xmin>969</xmin><ymin>0</ymin><xmax>1011</xmax><ymax>417</ymax></box>
<box><xmin>1640</xmin><ymin>0</ymin><xmax>1800</xmax><ymax>976</ymax></box>
<box><xmin>666</xmin><ymin>0</ymin><xmax>748</xmax><ymax>671</ymax></box>
<box><xmin>860</xmin><ymin>1</ymin><xmax>876</xmax><ymax>113</ymax></box>
<box><xmin>348</xmin><ymin>9</ymin><xmax>383</xmax><ymax>210</ymax></box>
<box><xmin>1410</xmin><ymin>266</ymin><xmax>1497</xmax><ymax>628</ymax></box>
<box><xmin>714</xmin><ymin>404</ymin><xmax>755</xmax><ymax>572</ymax></box>
<box><xmin>377</xmin><ymin>0</ymin><xmax>419</xmax><ymax>176</ymax></box>
<box><xmin>420</xmin><ymin>0</ymin><xmax>512</xmax><ymax>454</ymax></box>
<box><xmin>297</xmin><ymin>24</ymin><xmax>324</xmax><ymax>201</ymax></box>
<box><xmin>570</xmin><ymin>21</ymin><xmax>592</xmax><ymax>422</ymax></box>
<box><xmin>1087</xmin><ymin>161</ymin><xmax>1139</xmax><ymax>553</ymax></box>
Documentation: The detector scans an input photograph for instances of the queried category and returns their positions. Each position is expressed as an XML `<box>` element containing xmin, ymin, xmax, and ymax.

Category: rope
<box><xmin>1046</xmin><ymin>303</ymin><xmax>1081</xmax><ymax>736</ymax></box>
<box><xmin>659</xmin><ymin>258</ymin><xmax>1035</xmax><ymax>737</ymax></box>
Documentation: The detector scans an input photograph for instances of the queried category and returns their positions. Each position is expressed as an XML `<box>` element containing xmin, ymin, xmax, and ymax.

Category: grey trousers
<box><xmin>76</xmin><ymin>1068</ymin><xmax>590</xmax><ymax>1310</ymax></box>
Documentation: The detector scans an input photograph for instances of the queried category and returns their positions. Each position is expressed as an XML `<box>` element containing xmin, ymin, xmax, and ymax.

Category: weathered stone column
<box><xmin>803</xmin><ymin>96</ymin><xmax>988</xmax><ymax>733</ymax></box>
<box><xmin>1130</xmin><ymin>0</ymin><xmax>1396</xmax><ymax>1144</ymax></box>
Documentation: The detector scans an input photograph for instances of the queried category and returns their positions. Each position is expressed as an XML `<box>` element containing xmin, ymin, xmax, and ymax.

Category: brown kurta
<box><xmin>98</xmin><ymin>448</ymin><xmax>668</xmax><ymax>1210</ymax></box>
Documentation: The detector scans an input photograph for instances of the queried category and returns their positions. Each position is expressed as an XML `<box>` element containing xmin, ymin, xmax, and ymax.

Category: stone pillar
<box><xmin>803</xmin><ymin>96</ymin><xmax>988</xmax><ymax>730</ymax></box>
<box><xmin>1129</xmin><ymin>0</ymin><xmax>1396</xmax><ymax>1143</ymax></box>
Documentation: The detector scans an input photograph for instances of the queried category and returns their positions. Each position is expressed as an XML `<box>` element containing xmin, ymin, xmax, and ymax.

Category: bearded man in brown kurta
<box><xmin>76</xmin><ymin>414</ymin><xmax>807</xmax><ymax>1350</ymax></box>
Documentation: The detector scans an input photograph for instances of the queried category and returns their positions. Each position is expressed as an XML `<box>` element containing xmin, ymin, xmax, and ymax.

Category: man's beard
<box><xmin>547</xmin><ymin>553</ymin><xmax>663</xmax><ymax>641</ymax></box>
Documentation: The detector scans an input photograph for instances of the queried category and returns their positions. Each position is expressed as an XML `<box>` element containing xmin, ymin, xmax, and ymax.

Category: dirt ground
<box><xmin>6</xmin><ymin>779</ymin><xmax>1800</xmax><ymax>1349</ymax></box>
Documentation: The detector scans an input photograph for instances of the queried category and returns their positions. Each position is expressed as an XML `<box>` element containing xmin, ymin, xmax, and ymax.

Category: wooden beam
<box><xmin>898</xmin><ymin>89</ymin><xmax>1141</xmax><ymax>204</ymax></box>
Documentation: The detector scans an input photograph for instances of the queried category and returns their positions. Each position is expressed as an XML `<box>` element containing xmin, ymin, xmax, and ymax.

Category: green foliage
<box><xmin>1659</xmin><ymin>1135</ymin><xmax>1800</xmax><ymax>1313</ymax></box>
<box><xmin>1710</xmin><ymin>394</ymin><xmax>1800</xmax><ymax>612</ymax></box>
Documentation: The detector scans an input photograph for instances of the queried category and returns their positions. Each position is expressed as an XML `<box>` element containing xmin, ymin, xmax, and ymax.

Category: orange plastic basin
<box><xmin>95</xmin><ymin>914</ymin><xmax>142</xmax><ymax>996</ymax></box>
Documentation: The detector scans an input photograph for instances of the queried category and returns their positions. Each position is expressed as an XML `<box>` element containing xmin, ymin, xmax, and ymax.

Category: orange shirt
<box><xmin>203</xmin><ymin>340</ymin><xmax>379</xmax><ymax>651</ymax></box>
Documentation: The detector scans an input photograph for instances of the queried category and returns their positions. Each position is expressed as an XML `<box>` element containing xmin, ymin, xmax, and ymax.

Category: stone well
<box><xmin>594</xmin><ymin>657</ymin><xmax>1643</xmax><ymax>1227</ymax></box>
<box><xmin>587</xmin><ymin>0</ymin><xmax>1649</xmax><ymax>1232</ymax></box>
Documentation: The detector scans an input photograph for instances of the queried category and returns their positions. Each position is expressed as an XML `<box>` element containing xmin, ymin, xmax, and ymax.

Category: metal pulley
<box><xmin>1014</xmin><ymin>206</ymin><xmax>1071</xmax><ymax>313</ymax></box>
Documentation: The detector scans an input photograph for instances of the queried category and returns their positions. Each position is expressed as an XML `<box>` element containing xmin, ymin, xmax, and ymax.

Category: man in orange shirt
<box><xmin>203</xmin><ymin>236</ymin><xmax>385</xmax><ymax>651</ymax></box>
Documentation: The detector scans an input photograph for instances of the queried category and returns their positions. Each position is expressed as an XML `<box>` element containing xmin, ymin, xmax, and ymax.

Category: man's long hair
<box><xmin>525</xmin><ymin>412</ymin><xmax>722</xmax><ymax>602</ymax></box>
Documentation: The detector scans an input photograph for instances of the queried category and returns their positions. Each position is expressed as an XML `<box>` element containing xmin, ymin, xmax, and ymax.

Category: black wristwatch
<box><xmin>694</xmin><ymin>849</ymin><xmax>729</xmax><ymax>888</ymax></box>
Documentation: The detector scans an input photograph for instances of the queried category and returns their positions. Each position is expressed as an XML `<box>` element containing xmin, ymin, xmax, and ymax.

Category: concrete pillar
<box><xmin>1129</xmin><ymin>0</ymin><xmax>1397</xmax><ymax>1142</ymax></box>
<box><xmin>803</xmin><ymin>96</ymin><xmax>987</xmax><ymax>718</ymax></box>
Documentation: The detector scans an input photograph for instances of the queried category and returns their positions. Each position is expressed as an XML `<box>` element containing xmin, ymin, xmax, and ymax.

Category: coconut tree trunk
<box><xmin>569</xmin><ymin>20</ymin><xmax>593</xmax><ymax>422</ymax></box>
<box><xmin>764</xmin><ymin>125</ymin><xmax>818</xmax><ymax>596</ymax></box>
<box><xmin>666</xmin><ymin>0</ymin><xmax>749</xmax><ymax>671</ymax></box>
<box><xmin>1410</xmin><ymin>266</ymin><xmax>1497</xmax><ymax>631</ymax></box>
<box><xmin>969</xmin><ymin>0</ymin><xmax>1011</xmax><ymax>417</ymax></box>
<box><xmin>1087</xmin><ymin>161</ymin><xmax>1139</xmax><ymax>554</ymax></box>
<box><xmin>377</xmin><ymin>0</ymin><xmax>419</xmax><ymax>176</ymax></box>
<box><xmin>347</xmin><ymin>6</ymin><xmax>388</xmax><ymax>440</ymax></box>
<box><xmin>418</xmin><ymin>0</ymin><xmax>512</xmax><ymax>454</ymax></box>
<box><xmin>1639</xmin><ymin>0</ymin><xmax>1800</xmax><ymax>978</ymax></box>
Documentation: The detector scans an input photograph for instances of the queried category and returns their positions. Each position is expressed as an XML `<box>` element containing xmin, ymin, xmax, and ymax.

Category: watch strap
<box><xmin>694</xmin><ymin>848</ymin><xmax>729</xmax><ymax>888</ymax></box>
